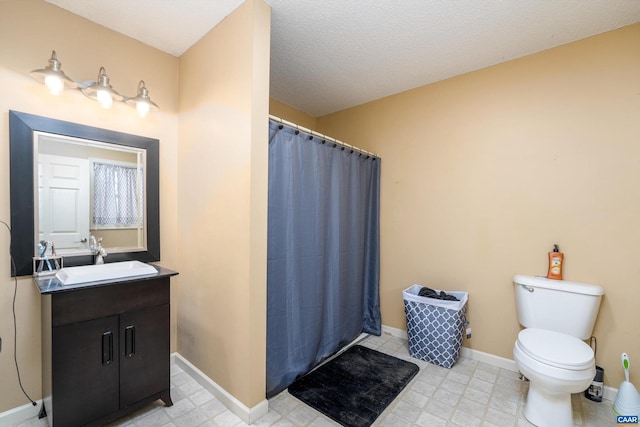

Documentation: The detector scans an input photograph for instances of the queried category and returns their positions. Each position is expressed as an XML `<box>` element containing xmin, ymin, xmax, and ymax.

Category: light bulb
<box><xmin>45</xmin><ymin>75</ymin><xmax>64</xmax><ymax>95</ymax></box>
<box><xmin>97</xmin><ymin>89</ymin><xmax>113</xmax><ymax>109</ymax></box>
<box><xmin>136</xmin><ymin>100</ymin><xmax>150</xmax><ymax>118</ymax></box>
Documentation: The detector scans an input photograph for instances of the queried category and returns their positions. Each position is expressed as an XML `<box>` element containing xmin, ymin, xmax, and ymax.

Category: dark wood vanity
<box><xmin>35</xmin><ymin>266</ymin><xmax>178</xmax><ymax>427</ymax></box>
<box><xmin>11</xmin><ymin>111</ymin><xmax>173</xmax><ymax>425</ymax></box>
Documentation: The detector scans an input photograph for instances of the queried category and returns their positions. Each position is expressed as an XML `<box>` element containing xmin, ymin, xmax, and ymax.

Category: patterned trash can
<box><xmin>403</xmin><ymin>284</ymin><xmax>468</xmax><ymax>368</ymax></box>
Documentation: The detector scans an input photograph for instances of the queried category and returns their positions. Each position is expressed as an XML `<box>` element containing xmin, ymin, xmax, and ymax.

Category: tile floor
<box><xmin>15</xmin><ymin>332</ymin><xmax>618</xmax><ymax>427</ymax></box>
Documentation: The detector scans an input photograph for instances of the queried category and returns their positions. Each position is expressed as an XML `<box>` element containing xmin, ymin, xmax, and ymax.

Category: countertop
<box><xmin>34</xmin><ymin>264</ymin><xmax>179</xmax><ymax>295</ymax></box>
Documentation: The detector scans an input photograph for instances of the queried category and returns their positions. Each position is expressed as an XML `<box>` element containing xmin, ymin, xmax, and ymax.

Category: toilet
<box><xmin>513</xmin><ymin>274</ymin><xmax>603</xmax><ymax>427</ymax></box>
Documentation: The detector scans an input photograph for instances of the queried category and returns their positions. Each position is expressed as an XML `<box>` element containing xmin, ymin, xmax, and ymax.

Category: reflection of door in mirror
<box><xmin>35</xmin><ymin>131</ymin><xmax>146</xmax><ymax>257</ymax></box>
<box><xmin>38</xmin><ymin>154</ymin><xmax>90</xmax><ymax>255</ymax></box>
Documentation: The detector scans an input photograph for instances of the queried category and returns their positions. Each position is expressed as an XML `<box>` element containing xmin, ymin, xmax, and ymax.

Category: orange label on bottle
<box><xmin>547</xmin><ymin>252</ymin><xmax>563</xmax><ymax>280</ymax></box>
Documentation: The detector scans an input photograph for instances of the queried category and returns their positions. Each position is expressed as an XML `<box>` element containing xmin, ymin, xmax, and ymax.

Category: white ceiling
<box><xmin>45</xmin><ymin>0</ymin><xmax>640</xmax><ymax>117</ymax></box>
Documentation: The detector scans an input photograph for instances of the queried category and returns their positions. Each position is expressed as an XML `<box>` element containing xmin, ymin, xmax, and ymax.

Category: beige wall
<box><xmin>269</xmin><ymin>98</ymin><xmax>317</xmax><ymax>129</ymax></box>
<box><xmin>177</xmin><ymin>0</ymin><xmax>270</xmax><ymax>408</ymax></box>
<box><xmin>315</xmin><ymin>23</ymin><xmax>640</xmax><ymax>389</ymax></box>
<box><xmin>0</xmin><ymin>0</ymin><xmax>179</xmax><ymax>413</ymax></box>
<box><xmin>91</xmin><ymin>229</ymin><xmax>140</xmax><ymax>249</ymax></box>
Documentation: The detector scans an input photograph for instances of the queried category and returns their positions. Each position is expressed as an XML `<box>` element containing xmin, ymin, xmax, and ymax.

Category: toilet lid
<box><xmin>517</xmin><ymin>328</ymin><xmax>594</xmax><ymax>370</ymax></box>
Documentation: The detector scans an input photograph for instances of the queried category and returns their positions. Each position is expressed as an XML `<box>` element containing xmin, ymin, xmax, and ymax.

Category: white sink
<box><xmin>55</xmin><ymin>261</ymin><xmax>158</xmax><ymax>285</ymax></box>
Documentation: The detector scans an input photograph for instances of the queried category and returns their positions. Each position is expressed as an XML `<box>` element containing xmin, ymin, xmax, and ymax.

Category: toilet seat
<box><xmin>517</xmin><ymin>328</ymin><xmax>593</xmax><ymax>370</ymax></box>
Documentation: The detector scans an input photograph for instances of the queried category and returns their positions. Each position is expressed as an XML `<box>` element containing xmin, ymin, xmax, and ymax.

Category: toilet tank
<box><xmin>513</xmin><ymin>275</ymin><xmax>603</xmax><ymax>340</ymax></box>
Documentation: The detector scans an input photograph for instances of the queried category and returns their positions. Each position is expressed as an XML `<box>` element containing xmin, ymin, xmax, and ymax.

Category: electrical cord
<box><xmin>1</xmin><ymin>220</ymin><xmax>37</xmax><ymax>406</ymax></box>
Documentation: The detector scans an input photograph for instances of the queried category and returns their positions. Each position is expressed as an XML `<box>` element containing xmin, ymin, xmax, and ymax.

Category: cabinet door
<box><xmin>52</xmin><ymin>315</ymin><xmax>119</xmax><ymax>427</ymax></box>
<box><xmin>120</xmin><ymin>304</ymin><xmax>170</xmax><ymax>407</ymax></box>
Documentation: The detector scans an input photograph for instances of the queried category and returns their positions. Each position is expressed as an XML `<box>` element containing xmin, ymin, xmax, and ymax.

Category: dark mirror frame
<box><xmin>9</xmin><ymin>110</ymin><xmax>160</xmax><ymax>276</ymax></box>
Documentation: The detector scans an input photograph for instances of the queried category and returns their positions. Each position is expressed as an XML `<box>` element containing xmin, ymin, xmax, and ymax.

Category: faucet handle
<box><xmin>89</xmin><ymin>233</ymin><xmax>97</xmax><ymax>252</ymax></box>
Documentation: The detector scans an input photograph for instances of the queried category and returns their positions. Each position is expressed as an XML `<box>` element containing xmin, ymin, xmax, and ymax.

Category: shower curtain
<box><xmin>266</xmin><ymin>121</ymin><xmax>381</xmax><ymax>398</ymax></box>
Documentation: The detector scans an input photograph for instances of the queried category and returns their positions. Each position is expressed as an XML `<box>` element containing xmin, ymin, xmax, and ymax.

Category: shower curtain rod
<box><xmin>269</xmin><ymin>114</ymin><xmax>378</xmax><ymax>158</ymax></box>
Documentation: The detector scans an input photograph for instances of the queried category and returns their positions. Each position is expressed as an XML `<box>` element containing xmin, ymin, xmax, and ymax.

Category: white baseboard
<box><xmin>381</xmin><ymin>324</ymin><xmax>408</xmax><ymax>340</ymax></box>
<box><xmin>459</xmin><ymin>347</ymin><xmax>518</xmax><ymax>372</ymax></box>
<box><xmin>172</xmin><ymin>353</ymin><xmax>268</xmax><ymax>424</ymax></box>
<box><xmin>381</xmin><ymin>324</ymin><xmax>618</xmax><ymax>403</ymax></box>
<box><xmin>0</xmin><ymin>402</ymin><xmax>40</xmax><ymax>427</ymax></box>
<box><xmin>603</xmin><ymin>385</ymin><xmax>618</xmax><ymax>403</ymax></box>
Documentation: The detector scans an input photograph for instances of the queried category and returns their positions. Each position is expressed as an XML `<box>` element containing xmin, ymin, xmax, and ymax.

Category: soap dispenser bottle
<box><xmin>547</xmin><ymin>244</ymin><xmax>564</xmax><ymax>280</ymax></box>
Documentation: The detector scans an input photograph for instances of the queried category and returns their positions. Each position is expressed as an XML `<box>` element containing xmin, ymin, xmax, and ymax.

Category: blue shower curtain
<box><xmin>266</xmin><ymin>121</ymin><xmax>381</xmax><ymax>398</ymax></box>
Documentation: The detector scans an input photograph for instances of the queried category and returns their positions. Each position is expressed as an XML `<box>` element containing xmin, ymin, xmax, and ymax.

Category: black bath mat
<box><xmin>288</xmin><ymin>345</ymin><xmax>419</xmax><ymax>427</ymax></box>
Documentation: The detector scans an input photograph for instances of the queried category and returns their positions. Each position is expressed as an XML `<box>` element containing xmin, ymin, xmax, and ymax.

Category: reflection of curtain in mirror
<box><xmin>93</xmin><ymin>162</ymin><xmax>143</xmax><ymax>226</ymax></box>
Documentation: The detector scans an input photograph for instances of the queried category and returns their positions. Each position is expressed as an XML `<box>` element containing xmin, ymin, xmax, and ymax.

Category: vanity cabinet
<box><xmin>39</xmin><ymin>274</ymin><xmax>175</xmax><ymax>427</ymax></box>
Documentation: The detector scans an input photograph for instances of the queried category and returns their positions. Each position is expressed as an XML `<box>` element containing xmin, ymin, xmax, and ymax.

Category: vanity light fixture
<box><xmin>79</xmin><ymin>67</ymin><xmax>121</xmax><ymax>109</ymax></box>
<box><xmin>124</xmin><ymin>80</ymin><xmax>159</xmax><ymax>118</ymax></box>
<box><xmin>29</xmin><ymin>50</ymin><xmax>159</xmax><ymax>117</ymax></box>
<box><xmin>29</xmin><ymin>50</ymin><xmax>76</xmax><ymax>96</ymax></box>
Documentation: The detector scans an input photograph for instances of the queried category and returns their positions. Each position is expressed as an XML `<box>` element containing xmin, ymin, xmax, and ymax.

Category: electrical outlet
<box><xmin>466</xmin><ymin>328</ymin><xmax>472</xmax><ymax>339</ymax></box>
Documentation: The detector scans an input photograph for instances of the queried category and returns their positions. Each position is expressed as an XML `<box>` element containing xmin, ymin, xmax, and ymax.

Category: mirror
<box><xmin>36</xmin><ymin>132</ymin><xmax>145</xmax><ymax>255</ymax></box>
<box><xmin>10</xmin><ymin>111</ymin><xmax>160</xmax><ymax>276</ymax></box>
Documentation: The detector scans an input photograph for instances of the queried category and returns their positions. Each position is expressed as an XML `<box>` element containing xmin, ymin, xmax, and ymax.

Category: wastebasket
<box><xmin>403</xmin><ymin>284</ymin><xmax>468</xmax><ymax>368</ymax></box>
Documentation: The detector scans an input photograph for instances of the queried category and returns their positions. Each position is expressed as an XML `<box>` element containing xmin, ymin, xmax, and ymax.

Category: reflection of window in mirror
<box><xmin>91</xmin><ymin>160</ymin><xmax>144</xmax><ymax>227</ymax></box>
<box><xmin>90</xmin><ymin>160</ymin><xmax>144</xmax><ymax>249</ymax></box>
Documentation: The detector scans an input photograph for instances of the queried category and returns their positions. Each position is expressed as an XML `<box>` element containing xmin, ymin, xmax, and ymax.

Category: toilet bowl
<box><xmin>514</xmin><ymin>328</ymin><xmax>595</xmax><ymax>427</ymax></box>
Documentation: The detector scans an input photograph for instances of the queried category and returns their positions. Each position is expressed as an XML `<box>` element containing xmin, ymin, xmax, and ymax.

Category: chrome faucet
<box><xmin>89</xmin><ymin>234</ymin><xmax>107</xmax><ymax>264</ymax></box>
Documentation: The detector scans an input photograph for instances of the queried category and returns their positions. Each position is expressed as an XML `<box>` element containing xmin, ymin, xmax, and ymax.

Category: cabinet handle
<box><xmin>102</xmin><ymin>331</ymin><xmax>113</xmax><ymax>365</ymax></box>
<box><xmin>125</xmin><ymin>325</ymin><xmax>136</xmax><ymax>358</ymax></box>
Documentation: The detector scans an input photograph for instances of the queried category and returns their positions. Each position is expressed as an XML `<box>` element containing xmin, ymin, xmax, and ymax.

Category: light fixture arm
<box><xmin>47</xmin><ymin>51</ymin><xmax>62</xmax><ymax>72</ymax></box>
<box><xmin>137</xmin><ymin>80</ymin><xmax>149</xmax><ymax>98</ymax></box>
<box><xmin>97</xmin><ymin>67</ymin><xmax>110</xmax><ymax>87</ymax></box>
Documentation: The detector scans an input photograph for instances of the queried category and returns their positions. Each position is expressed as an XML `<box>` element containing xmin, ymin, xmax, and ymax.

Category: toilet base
<box><xmin>524</xmin><ymin>382</ymin><xmax>573</xmax><ymax>427</ymax></box>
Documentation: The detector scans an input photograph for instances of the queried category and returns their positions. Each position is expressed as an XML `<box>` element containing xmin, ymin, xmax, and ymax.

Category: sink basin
<box><xmin>55</xmin><ymin>261</ymin><xmax>158</xmax><ymax>285</ymax></box>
